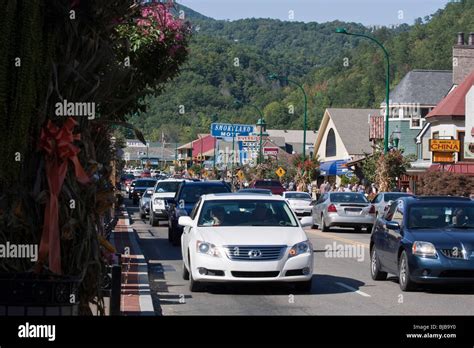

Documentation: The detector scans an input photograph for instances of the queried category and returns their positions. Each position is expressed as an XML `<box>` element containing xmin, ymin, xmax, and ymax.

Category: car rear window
<box><xmin>180</xmin><ymin>185</ymin><xmax>230</xmax><ymax>204</ymax></box>
<box><xmin>330</xmin><ymin>193</ymin><xmax>368</xmax><ymax>203</ymax></box>
<box><xmin>285</xmin><ymin>192</ymin><xmax>311</xmax><ymax>199</ymax></box>
<box><xmin>135</xmin><ymin>180</ymin><xmax>156</xmax><ymax>187</ymax></box>
<box><xmin>384</xmin><ymin>193</ymin><xmax>411</xmax><ymax>202</ymax></box>
<box><xmin>155</xmin><ymin>181</ymin><xmax>181</xmax><ymax>193</ymax></box>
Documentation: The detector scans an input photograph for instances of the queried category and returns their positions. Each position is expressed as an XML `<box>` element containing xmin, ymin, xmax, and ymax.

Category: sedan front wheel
<box><xmin>399</xmin><ymin>251</ymin><xmax>416</xmax><ymax>291</ymax></box>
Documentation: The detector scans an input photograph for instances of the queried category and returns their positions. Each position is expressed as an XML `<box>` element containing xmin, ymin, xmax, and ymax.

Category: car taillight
<box><xmin>369</xmin><ymin>205</ymin><xmax>375</xmax><ymax>214</ymax></box>
<box><xmin>327</xmin><ymin>204</ymin><xmax>337</xmax><ymax>213</ymax></box>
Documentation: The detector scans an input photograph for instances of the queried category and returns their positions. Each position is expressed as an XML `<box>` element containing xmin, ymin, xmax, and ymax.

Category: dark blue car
<box><xmin>167</xmin><ymin>181</ymin><xmax>231</xmax><ymax>245</ymax></box>
<box><xmin>370</xmin><ymin>196</ymin><xmax>474</xmax><ymax>291</ymax></box>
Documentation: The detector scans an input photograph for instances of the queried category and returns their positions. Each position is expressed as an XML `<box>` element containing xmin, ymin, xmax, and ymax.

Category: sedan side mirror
<box><xmin>385</xmin><ymin>221</ymin><xmax>400</xmax><ymax>230</ymax></box>
<box><xmin>178</xmin><ymin>216</ymin><xmax>193</xmax><ymax>227</ymax></box>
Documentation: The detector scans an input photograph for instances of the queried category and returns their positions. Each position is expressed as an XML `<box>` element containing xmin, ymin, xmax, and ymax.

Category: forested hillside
<box><xmin>128</xmin><ymin>0</ymin><xmax>474</xmax><ymax>143</ymax></box>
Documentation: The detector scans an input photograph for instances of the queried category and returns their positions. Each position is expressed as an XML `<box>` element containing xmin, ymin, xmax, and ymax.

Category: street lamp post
<box><xmin>336</xmin><ymin>27</ymin><xmax>391</xmax><ymax>154</ymax></box>
<box><xmin>268</xmin><ymin>74</ymin><xmax>308</xmax><ymax>160</ymax></box>
<box><xmin>234</xmin><ymin>100</ymin><xmax>266</xmax><ymax>164</ymax></box>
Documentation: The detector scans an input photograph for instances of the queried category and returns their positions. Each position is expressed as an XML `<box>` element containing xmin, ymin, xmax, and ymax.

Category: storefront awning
<box><xmin>320</xmin><ymin>160</ymin><xmax>349</xmax><ymax>176</ymax></box>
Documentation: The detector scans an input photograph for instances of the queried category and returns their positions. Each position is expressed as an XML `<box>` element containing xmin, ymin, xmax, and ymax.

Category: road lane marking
<box><xmin>335</xmin><ymin>282</ymin><xmax>371</xmax><ymax>297</ymax></box>
<box><xmin>307</xmin><ymin>229</ymin><xmax>370</xmax><ymax>249</ymax></box>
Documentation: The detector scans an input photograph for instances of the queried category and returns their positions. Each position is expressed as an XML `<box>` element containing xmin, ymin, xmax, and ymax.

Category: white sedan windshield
<box><xmin>198</xmin><ymin>200</ymin><xmax>298</xmax><ymax>227</ymax></box>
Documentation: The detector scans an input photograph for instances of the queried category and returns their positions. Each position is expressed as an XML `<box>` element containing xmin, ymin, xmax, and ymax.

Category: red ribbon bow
<box><xmin>37</xmin><ymin>117</ymin><xmax>90</xmax><ymax>274</ymax></box>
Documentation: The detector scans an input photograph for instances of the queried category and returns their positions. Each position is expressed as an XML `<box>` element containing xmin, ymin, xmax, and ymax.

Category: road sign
<box><xmin>237</xmin><ymin>170</ymin><xmax>245</xmax><ymax>180</ymax></box>
<box><xmin>264</xmin><ymin>147</ymin><xmax>279</xmax><ymax>155</ymax></box>
<box><xmin>429</xmin><ymin>139</ymin><xmax>460</xmax><ymax>152</ymax></box>
<box><xmin>211</xmin><ymin>123</ymin><xmax>255</xmax><ymax>138</ymax></box>
<box><xmin>237</xmin><ymin>135</ymin><xmax>257</xmax><ymax>142</ymax></box>
<box><xmin>275</xmin><ymin>167</ymin><xmax>286</xmax><ymax>177</ymax></box>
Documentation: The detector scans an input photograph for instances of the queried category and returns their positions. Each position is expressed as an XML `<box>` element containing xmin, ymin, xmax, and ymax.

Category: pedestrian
<box><xmin>407</xmin><ymin>186</ymin><xmax>412</xmax><ymax>194</ymax></box>
<box><xmin>319</xmin><ymin>181</ymin><xmax>326</xmax><ymax>194</ymax></box>
<box><xmin>289</xmin><ymin>181</ymin><xmax>295</xmax><ymax>191</ymax></box>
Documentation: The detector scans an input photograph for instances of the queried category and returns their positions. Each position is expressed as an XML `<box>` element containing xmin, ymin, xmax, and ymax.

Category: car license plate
<box><xmin>156</xmin><ymin>200</ymin><xmax>165</xmax><ymax>209</ymax></box>
<box><xmin>345</xmin><ymin>209</ymin><xmax>361</xmax><ymax>215</ymax></box>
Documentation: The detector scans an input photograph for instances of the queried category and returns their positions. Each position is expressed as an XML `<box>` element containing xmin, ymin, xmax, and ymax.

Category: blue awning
<box><xmin>319</xmin><ymin>160</ymin><xmax>349</xmax><ymax>176</ymax></box>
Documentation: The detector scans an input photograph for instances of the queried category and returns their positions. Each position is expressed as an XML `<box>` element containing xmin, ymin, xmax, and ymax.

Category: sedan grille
<box><xmin>224</xmin><ymin>245</ymin><xmax>286</xmax><ymax>261</ymax></box>
<box><xmin>231</xmin><ymin>271</ymin><xmax>280</xmax><ymax>278</ymax></box>
<box><xmin>441</xmin><ymin>249</ymin><xmax>467</xmax><ymax>259</ymax></box>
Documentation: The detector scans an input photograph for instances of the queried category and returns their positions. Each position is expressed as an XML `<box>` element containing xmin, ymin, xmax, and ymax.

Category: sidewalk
<box><xmin>110</xmin><ymin>208</ymin><xmax>155</xmax><ymax>315</ymax></box>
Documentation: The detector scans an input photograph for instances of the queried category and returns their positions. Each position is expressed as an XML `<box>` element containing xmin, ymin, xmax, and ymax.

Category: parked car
<box><xmin>237</xmin><ymin>188</ymin><xmax>272</xmax><ymax>195</ymax></box>
<box><xmin>168</xmin><ymin>181</ymin><xmax>231</xmax><ymax>245</ymax></box>
<box><xmin>312</xmin><ymin>192</ymin><xmax>375</xmax><ymax>232</ymax></box>
<box><xmin>251</xmin><ymin>179</ymin><xmax>285</xmax><ymax>195</ymax></box>
<box><xmin>139</xmin><ymin>189</ymin><xmax>154</xmax><ymax>219</ymax></box>
<box><xmin>130</xmin><ymin>178</ymin><xmax>157</xmax><ymax>205</ymax></box>
<box><xmin>178</xmin><ymin>193</ymin><xmax>314</xmax><ymax>292</ymax></box>
<box><xmin>371</xmin><ymin>192</ymin><xmax>413</xmax><ymax>218</ymax></box>
<box><xmin>283</xmin><ymin>191</ymin><xmax>313</xmax><ymax>218</ymax></box>
<box><xmin>149</xmin><ymin>179</ymin><xmax>189</xmax><ymax>226</ymax></box>
<box><xmin>370</xmin><ymin>196</ymin><xmax>474</xmax><ymax>291</ymax></box>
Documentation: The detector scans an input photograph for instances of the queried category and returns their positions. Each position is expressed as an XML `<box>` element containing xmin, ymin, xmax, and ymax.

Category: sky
<box><xmin>177</xmin><ymin>0</ymin><xmax>449</xmax><ymax>26</ymax></box>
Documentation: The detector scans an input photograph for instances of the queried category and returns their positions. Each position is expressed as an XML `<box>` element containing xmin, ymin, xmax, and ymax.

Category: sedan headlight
<box><xmin>412</xmin><ymin>241</ymin><xmax>438</xmax><ymax>258</ymax></box>
<box><xmin>196</xmin><ymin>241</ymin><xmax>221</xmax><ymax>257</ymax></box>
<box><xmin>289</xmin><ymin>240</ymin><xmax>312</xmax><ymax>258</ymax></box>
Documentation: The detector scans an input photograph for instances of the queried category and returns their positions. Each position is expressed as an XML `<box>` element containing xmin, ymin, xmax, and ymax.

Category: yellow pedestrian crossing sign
<box><xmin>275</xmin><ymin>167</ymin><xmax>286</xmax><ymax>177</ymax></box>
<box><xmin>237</xmin><ymin>170</ymin><xmax>245</xmax><ymax>180</ymax></box>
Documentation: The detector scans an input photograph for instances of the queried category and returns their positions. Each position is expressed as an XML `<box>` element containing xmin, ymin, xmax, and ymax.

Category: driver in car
<box><xmin>250</xmin><ymin>204</ymin><xmax>277</xmax><ymax>225</ymax></box>
<box><xmin>452</xmin><ymin>208</ymin><xmax>468</xmax><ymax>227</ymax></box>
<box><xmin>202</xmin><ymin>206</ymin><xmax>226</xmax><ymax>226</ymax></box>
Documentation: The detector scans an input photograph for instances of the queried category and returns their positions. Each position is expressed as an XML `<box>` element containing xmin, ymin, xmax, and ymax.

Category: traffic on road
<box><xmin>119</xmin><ymin>170</ymin><xmax>474</xmax><ymax>316</ymax></box>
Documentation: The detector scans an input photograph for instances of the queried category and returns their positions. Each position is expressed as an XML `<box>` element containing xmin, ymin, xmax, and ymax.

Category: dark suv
<box><xmin>168</xmin><ymin>181</ymin><xmax>231</xmax><ymax>245</ymax></box>
<box><xmin>252</xmin><ymin>179</ymin><xmax>285</xmax><ymax>195</ymax></box>
<box><xmin>130</xmin><ymin>178</ymin><xmax>157</xmax><ymax>205</ymax></box>
<box><xmin>370</xmin><ymin>196</ymin><xmax>474</xmax><ymax>291</ymax></box>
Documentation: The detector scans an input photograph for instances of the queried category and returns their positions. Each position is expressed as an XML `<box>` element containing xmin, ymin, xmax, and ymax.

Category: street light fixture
<box><xmin>234</xmin><ymin>100</ymin><xmax>267</xmax><ymax>164</ymax></box>
<box><xmin>391</xmin><ymin>125</ymin><xmax>401</xmax><ymax>149</ymax></box>
<box><xmin>336</xmin><ymin>27</ymin><xmax>391</xmax><ymax>154</ymax></box>
<box><xmin>268</xmin><ymin>74</ymin><xmax>308</xmax><ymax>160</ymax></box>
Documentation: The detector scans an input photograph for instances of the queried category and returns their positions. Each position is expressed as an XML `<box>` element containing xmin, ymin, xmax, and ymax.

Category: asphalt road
<box><xmin>125</xmin><ymin>198</ymin><xmax>474</xmax><ymax>316</ymax></box>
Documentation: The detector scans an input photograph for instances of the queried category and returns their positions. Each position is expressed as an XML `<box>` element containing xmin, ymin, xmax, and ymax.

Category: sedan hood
<box><xmin>409</xmin><ymin>230</ymin><xmax>474</xmax><ymax>250</ymax></box>
<box><xmin>195</xmin><ymin>226</ymin><xmax>307</xmax><ymax>246</ymax></box>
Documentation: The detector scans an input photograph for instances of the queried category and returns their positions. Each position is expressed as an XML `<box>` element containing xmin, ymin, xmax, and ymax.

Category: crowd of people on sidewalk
<box><xmin>282</xmin><ymin>179</ymin><xmax>413</xmax><ymax>200</ymax></box>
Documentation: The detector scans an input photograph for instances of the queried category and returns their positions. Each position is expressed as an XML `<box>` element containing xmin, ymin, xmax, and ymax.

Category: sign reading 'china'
<box><xmin>429</xmin><ymin>139</ymin><xmax>461</xmax><ymax>153</ymax></box>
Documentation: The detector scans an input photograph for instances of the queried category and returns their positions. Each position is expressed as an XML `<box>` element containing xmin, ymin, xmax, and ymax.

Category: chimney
<box><xmin>453</xmin><ymin>32</ymin><xmax>474</xmax><ymax>85</ymax></box>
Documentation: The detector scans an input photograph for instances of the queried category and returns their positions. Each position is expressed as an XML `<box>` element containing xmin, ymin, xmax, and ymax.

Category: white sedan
<box><xmin>178</xmin><ymin>193</ymin><xmax>314</xmax><ymax>292</ymax></box>
<box><xmin>283</xmin><ymin>191</ymin><xmax>313</xmax><ymax>218</ymax></box>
